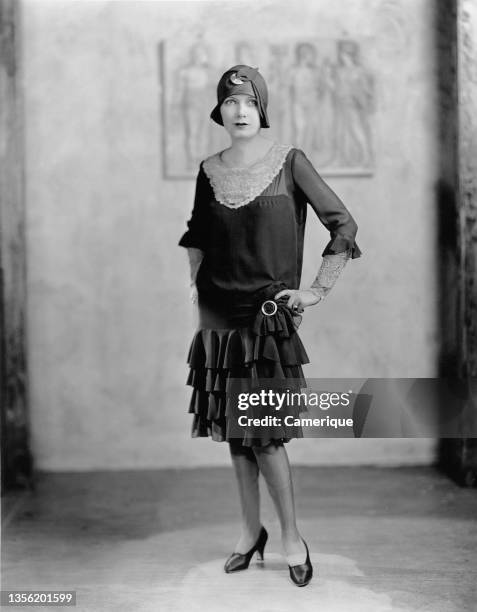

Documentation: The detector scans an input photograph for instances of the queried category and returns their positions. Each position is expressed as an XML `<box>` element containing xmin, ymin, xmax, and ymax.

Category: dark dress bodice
<box><xmin>179</xmin><ymin>145</ymin><xmax>360</xmax><ymax>328</ymax></box>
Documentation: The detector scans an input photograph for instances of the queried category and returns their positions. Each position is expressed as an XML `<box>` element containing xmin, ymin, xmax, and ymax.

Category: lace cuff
<box><xmin>310</xmin><ymin>251</ymin><xmax>350</xmax><ymax>299</ymax></box>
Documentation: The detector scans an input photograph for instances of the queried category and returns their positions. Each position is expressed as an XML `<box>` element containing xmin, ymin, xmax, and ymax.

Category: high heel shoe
<box><xmin>224</xmin><ymin>526</ymin><xmax>268</xmax><ymax>573</ymax></box>
<box><xmin>287</xmin><ymin>539</ymin><xmax>313</xmax><ymax>587</ymax></box>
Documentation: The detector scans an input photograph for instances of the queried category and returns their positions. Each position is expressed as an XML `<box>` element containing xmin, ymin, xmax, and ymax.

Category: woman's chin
<box><xmin>228</xmin><ymin>128</ymin><xmax>260</xmax><ymax>139</ymax></box>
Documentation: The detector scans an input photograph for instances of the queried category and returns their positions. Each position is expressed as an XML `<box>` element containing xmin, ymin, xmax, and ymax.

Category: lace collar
<box><xmin>202</xmin><ymin>142</ymin><xmax>292</xmax><ymax>208</ymax></box>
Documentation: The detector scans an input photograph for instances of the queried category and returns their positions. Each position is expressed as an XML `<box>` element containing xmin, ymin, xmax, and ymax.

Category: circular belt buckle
<box><xmin>261</xmin><ymin>300</ymin><xmax>278</xmax><ymax>316</ymax></box>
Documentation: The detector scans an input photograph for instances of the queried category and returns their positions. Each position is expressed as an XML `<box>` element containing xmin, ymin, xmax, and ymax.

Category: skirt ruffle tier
<box><xmin>186</xmin><ymin>322</ymin><xmax>310</xmax><ymax>447</ymax></box>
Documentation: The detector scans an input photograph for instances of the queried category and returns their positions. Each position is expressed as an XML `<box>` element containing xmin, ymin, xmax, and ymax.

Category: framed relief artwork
<box><xmin>159</xmin><ymin>38</ymin><xmax>375</xmax><ymax>179</ymax></box>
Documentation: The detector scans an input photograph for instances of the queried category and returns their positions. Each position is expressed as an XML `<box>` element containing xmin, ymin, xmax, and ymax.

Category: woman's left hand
<box><xmin>274</xmin><ymin>289</ymin><xmax>322</xmax><ymax>313</ymax></box>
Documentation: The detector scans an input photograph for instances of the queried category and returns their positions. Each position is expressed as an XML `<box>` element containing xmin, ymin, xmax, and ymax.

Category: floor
<box><xmin>2</xmin><ymin>466</ymin><xmax>477</xmax><ymax>612</ymax></box>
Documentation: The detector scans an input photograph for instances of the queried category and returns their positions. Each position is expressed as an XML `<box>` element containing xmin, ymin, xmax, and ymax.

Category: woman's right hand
<box><xmin>190</xmin><ymin>282</ymin><xmax>198</xmax><ymax>304</ymax></box>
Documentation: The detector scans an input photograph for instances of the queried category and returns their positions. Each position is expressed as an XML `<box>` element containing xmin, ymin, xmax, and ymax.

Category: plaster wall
<box><xmin>21</xmin><ymin>0</ymin><xmax>439</xmax><ymax>469</ymax></box>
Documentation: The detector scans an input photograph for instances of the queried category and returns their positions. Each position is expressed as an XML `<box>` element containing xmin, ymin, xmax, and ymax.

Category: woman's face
<box><xmin>220</xmin><ymin>94</ymin><xmax>261</xmax><ymax>139</ymax></box>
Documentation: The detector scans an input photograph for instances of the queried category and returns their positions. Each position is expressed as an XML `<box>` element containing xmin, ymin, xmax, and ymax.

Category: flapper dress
<box><xmin>178</xmin><ymin>143</ymin><xmax>360</xmax><ymax>447</ymax></box>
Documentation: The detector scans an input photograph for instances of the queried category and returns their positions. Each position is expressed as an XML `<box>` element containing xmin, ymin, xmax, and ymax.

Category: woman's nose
<box><xmin>236</xmin><ymin>105</ymin><xmax>247</xmax><ymax>117</ymax></box>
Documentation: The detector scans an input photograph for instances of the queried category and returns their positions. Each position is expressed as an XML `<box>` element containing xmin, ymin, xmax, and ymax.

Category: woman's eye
<box><xmin>248</xmin><ymin>99</ymin><xmax>258</xmax><ymax>106</ymax></box>
<box><xmin>224</xmin><ymin>99</ymin><xmax>235</xmax><ymax>104</ymax></box>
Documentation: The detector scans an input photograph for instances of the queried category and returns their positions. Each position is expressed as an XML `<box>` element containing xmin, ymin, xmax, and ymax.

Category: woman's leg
<box><xmin>252</xmin><ymin>441</ymin><xmax>306</xmax><ymax>561</ymax></box>
<box><xmin>228</xmin><ymin>440</ymin><xmax>262</xmax><ymax>554</ymax></box>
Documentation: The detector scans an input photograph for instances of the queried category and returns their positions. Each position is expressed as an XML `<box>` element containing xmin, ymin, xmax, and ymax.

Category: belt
<box><xmin>197</xmin><ymin>282</ymin><xmax>302</xmax><ymax>333</ymax></box>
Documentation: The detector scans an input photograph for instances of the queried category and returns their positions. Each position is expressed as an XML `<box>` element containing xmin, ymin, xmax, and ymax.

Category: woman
<box><xmin>178</xmin><ymin>65</ymin><xmax>360</xmax><ymax>587</ymax></box>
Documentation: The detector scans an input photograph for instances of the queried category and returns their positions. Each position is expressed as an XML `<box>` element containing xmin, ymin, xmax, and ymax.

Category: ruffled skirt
<box><xmin>185</xmin><ymin>298</ymin><xmax>310</xmax><ymax>447</ymax></box>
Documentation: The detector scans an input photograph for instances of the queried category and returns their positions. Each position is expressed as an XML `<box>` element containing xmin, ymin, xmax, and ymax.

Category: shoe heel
<box><xmin>256</xmin><ymin>528</ymin><xmax>268</xmax><ymax>560</ymax></box>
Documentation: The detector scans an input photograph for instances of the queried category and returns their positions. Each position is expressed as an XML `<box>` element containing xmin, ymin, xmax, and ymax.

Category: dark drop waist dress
<box><xmin>179</xmin><ymin>143</ymin><xmax>360</xmax><ymax>447</ymax></box>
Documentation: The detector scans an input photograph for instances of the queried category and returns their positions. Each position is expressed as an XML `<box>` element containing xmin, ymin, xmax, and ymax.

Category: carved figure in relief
<box><xmin>235</xmin><ymin>41</ymin><xmax>257</xmax><ymax>66</ymax></box>
<box><xmin>178</xmin><ymin>42</ymin><xmax>215</xmax><ymax>169</ymax></box>
<box><xmin>267</xmin><ymin>44</ymin><xmax>289</xmax><ymax>142</ymax></box>
<box><xmin>331</xmin><ymin>40</ymin><xmax>374</xmax><ymax>167</ymax></box>
<box><xmin>289</xmin><ymin>43</ymin><xmax>322</xmax><ymax>154</ymax></box>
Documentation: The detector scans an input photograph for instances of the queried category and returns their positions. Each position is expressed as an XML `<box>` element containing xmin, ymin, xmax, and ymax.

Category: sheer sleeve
<box><xmin>178</xmin><ymin>163</ymin><xmax>211</xmax><ymax>250</ymax></box>
<box><xmin>310</xmin><ymin>251</ymin><xmax>350</xmax><ymax>299</ymax></box>
<box><xmin>291</xmin><ymin>149</ymin><xmax>362</xmax><ymax>259</ymax></box>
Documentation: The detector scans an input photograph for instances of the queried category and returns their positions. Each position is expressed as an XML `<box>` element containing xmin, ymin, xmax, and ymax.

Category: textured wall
<box><xmin>21</xmin><ymin>0</ymin><xmax>439</xmax><ymax>469</ymax></box>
